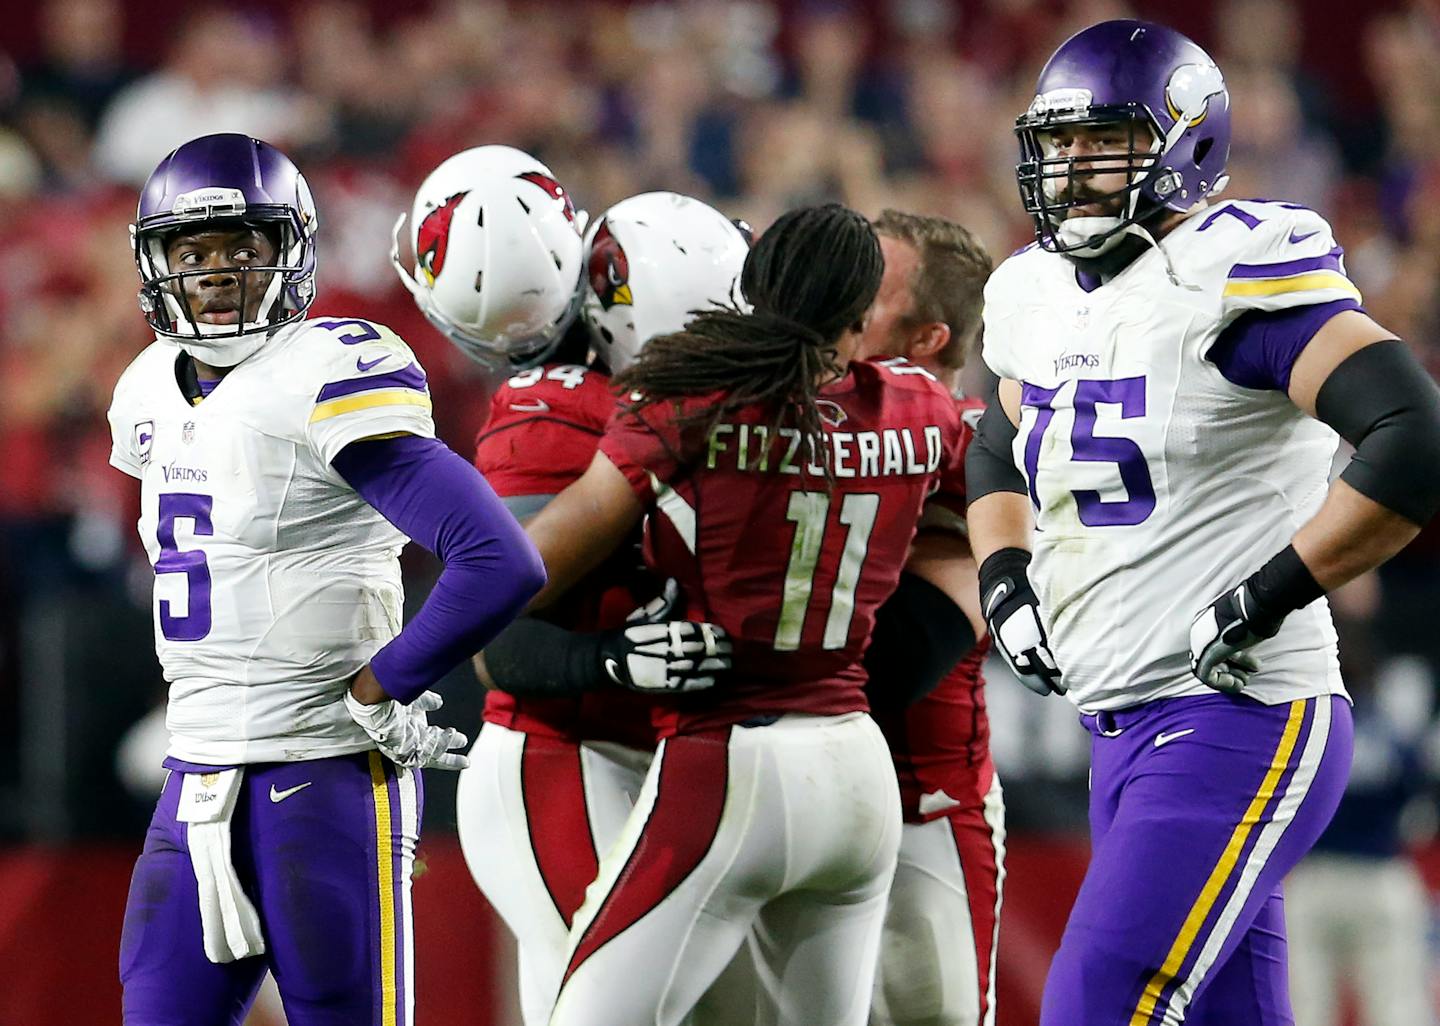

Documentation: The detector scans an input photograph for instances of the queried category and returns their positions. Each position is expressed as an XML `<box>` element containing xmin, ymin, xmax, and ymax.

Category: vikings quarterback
<box><xmin>966</xmin><ymin>21</ymin><xmax>1440</xmax><ymax>1026</ymax></box>
<box><xmin>108</xmin><ymin>133</ymin><xmax>544</xmax><ymax>1026</ymax></box>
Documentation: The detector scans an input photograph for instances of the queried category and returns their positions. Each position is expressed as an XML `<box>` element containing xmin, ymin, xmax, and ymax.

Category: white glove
<box><xmin>344</xmin><ymin>689</ymin><xmax>470</xmax><ymax>770</ymax></box>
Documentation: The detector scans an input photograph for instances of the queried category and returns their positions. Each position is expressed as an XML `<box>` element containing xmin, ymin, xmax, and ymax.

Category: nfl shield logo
<box><xmin>134</xmin><ymin>420</ymin><xmax>154</xmax><ymax>466</ymax></box>
<box><xmin>182</xmin><ymin>421</ymin><xmax>195</xmax><ymax>445</ymax></box>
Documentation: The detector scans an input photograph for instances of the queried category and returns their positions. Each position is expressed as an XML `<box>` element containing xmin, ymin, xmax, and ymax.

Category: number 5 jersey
<box><xmin>106</xmin><ymin>317</ymin><xmax>436</xmax><ymax>763</ymax></box>
<box><xmin>982</xmin><ymin>199</ymin><xmax>1358</xmax><ymax>712</ymax></box>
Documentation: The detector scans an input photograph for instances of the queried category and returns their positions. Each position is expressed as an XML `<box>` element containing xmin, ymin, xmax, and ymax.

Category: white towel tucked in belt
<box><xmin>176</xmin><ymin>768</ymin><xmax>266</xmax><ymax>963</ymax></box>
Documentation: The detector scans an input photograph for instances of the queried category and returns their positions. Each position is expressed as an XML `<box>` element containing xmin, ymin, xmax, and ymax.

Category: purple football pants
<box><xmin>120</xmin><ymin>752</ymin><xmax>423</xmax><ymax>1026</ymax></box>
<box><xmin>1041</xmin><ymin>692</ymin><xmax>1352</xmax><ymax>1026</ymax></box>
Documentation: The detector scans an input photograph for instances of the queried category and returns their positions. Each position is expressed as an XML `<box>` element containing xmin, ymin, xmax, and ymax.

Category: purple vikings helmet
<box><xmin>1015</xmin><ymin>20</ymin><xmax>1231</xmax><ymax>256</ymax></box>
<box><xmin>132</xmin><ymin>133</ymin><xmax>318</xmax><ymax>365</ymax></box>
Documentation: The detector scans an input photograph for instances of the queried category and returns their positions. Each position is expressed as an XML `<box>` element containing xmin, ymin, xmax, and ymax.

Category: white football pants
<box><xmin>871</xmin><ymin>774</ymin><xmax>1007</xmax><ymax>1026</ymax></box>
<box><xmin>456</xmin><ymin>723</ymin><xmax>652</xmax><ymax>1026</ymax></box>
<box><xmin>550</xmin><ymin>711</ymin><xmax>903</xmax><ymax>1026</ymax></box>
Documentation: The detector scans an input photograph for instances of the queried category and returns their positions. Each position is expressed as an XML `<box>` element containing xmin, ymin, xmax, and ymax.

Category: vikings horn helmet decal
<box><xmin>588</xmin><ymin>220</ymin><xmax>632</xmax><ymax>310</ymax></box>
<box><xmin>1013</xmin><ymin>20</ymin><xmax>1231</xmax><ymax>257</ymax></box>
<box><xmin>417</xmin><ymin>191</ymin><xmax>468</xmax><ymax>286</ymax></box>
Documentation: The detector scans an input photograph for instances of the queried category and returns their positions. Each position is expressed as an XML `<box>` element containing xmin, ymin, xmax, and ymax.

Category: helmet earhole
<box><xmin>1194</xmin><ymin>138</ymin><xmax>1213</xmax><ymax>165</ymax></box>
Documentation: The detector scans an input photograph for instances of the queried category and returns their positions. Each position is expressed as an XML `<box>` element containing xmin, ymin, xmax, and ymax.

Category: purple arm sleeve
<box><xmin>1208</xmin><ymin>298</ymin><xmax>1360</xmax><ymax>392</ymax></box>
<box><xmin>332</xmin><ymin>435</ymin><xmax>547</xmax><ymax>703</ymax></box>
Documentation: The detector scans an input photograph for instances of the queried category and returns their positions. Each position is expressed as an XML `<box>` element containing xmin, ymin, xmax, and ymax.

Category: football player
<box><xmin>110</xmin><ymin>134</ymin><xmax>545</xmax><ymax>1026</ymax></box>
<box><xmin>856</xmin><ymin>210</ymin><xmax>1001</xmax><ymax>1026</ymax></box>
<box><xmin>512</xmin><ymin>204</ymin><xmax>977</xmax><ymax>1026</ymax></box>
<box><xmin>967</xmin><ymin>21</ymin><xmax>1440</xmax><ymax>1025</ymax></box>
<box><xmin>394</xmin><ymin>152</ymin><xmax>750</xmax><ymax>1026</ymax></box>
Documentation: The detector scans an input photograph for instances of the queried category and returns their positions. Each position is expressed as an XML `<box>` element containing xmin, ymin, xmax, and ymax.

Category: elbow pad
<box><xmin>966</xmin><ymin>400</ymin><xmax>1027</xmax><ymax>503</ymax></box>
<box><xmin>864</xmin><ymin>572</ymin><xmax>978</xmax><ymax>712</ymax></box>
<box><xmin>1314</xmin><ymin>340</ymin><xmax>1440</xmax><ymax>526</ymax></box>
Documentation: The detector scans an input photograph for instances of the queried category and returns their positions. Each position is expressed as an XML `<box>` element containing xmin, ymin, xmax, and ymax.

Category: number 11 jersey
<box><xmin>599</xmin><ymin>358</ymin><xmax>968</xmax><ymax>737</ymax></box>
<box><xmin>982</xmin><ymin>199</ymin><xmax>1357</xmax><ymax>712</ymax></box>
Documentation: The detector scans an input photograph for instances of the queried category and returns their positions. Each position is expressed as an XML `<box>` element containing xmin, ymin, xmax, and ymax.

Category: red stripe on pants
<box><xmin>521</xmin><ymin>736</ymin><xmax>599</xmax><ymax>928</ymax></box>
<box><xmin>563</xmin><ymin>730</ymin><xmax>730</xmax><ymax>982</ymax></box>
<box><xmin>951</xmin><ymin>803</ymin><xmax>1001</xmax><ymax>1024</ymax></box>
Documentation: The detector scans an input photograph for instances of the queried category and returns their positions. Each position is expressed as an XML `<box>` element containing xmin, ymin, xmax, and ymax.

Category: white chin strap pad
<box><xmin>1056</xmin><ymin>215</ymin><xmax>1131</xmax><ymax>257</ymax></box>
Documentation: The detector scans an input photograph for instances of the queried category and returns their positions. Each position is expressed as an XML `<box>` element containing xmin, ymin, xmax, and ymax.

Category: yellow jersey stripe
<box><xmin>1222</xmin><ymin>270</ymin><xmax>1361</xmax><ymax>301</ymax></box>
<box><xmin>310</xmin><ymin>390</ymin><xmax>432</xmax><ymax>424</ymax></box>
<box><xmin>369</xmin><ymin>752</ymin><xmax>398</xmax><ymax>1026</ymax></box>
<box><xmin>1128</xmin><ymin>699</ymin><xmax>1307</xmax><ymax>1026</ymax></box>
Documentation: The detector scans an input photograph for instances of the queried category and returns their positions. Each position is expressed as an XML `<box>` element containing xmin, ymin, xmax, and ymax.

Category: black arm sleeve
<box><xmin>481</xmin><ymin>617</ymin><xmax>607</xmax><ymax>697</ymax></box>
<box><xmin>864</xmin><ymin>572</ymin><xmax>978</xmax><ymax>713</ymax></box>
<box><xmin>965</xmin><ymin>398</ymin><xmax>1027</xmax><ymax>504</ymax></box>
<box><xmin>1314</xmin><ymin>339</ymin><xmax>1440</xmax><ymax>526</ymax></box>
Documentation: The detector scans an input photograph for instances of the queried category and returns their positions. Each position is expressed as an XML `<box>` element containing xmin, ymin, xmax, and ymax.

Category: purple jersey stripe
<box><xmin>316</xmin><ymin>363</ymin><xmax>428</xmax><ymax>403</ymax></box>
<box><xmin>1227</xmin><ymin>247</ymin><xmax>1344</xmax><ymax>280</ymax></box>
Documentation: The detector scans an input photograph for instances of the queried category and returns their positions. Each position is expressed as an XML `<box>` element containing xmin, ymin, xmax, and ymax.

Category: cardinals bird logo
<box><xmin>516</xmin><ymin>171</ymin><xmax>578</xmax><ymax>224</ymax></box>
<box><xmin>588</xmin><ymin>220</ymin><xmax>632</xmax><ymax>309</ymax></box>
<box><xmin>416</xmin><ymin>191</ymin><xmax>468</xmax><ymax>286</ymax></box>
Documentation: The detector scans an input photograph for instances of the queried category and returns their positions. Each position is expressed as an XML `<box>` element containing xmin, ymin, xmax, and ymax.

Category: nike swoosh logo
<box><xmin>1288</xmin><ymin>229</ymin><xmax>1318</xmax><ymax>245</ymax></box>
<box><xmin>602</xmin><ymin>657</ymin><xmax>623</xmax><ymax>686</ymax></box>
<box><xmin>356</xmin><ymin>354</ymin><xmax>387</xmax><ymax>372</ymax></box>
<box><xmin>269</xmin><ymin>781</ymin><xmax>313</xmax><ymax>803</ymax></box>
<box><xmin>984</xmin><ymin>581</ymin><xmax>1010</xmax><ymax>619</ymax></box>
<box><xmin>509</xmin><ymin>398</ymin><xmax>550</xmax><ymax>414</ymax></box>
<box><xmin>1154</xmin><ymin>728</ymin><xmax>1196</xmax><ymax>748</ymax></box>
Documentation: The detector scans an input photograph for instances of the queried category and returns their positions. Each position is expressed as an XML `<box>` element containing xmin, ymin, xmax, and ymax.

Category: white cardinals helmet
<box><xmin>582</xmin><ymin>192</ymin><xmax>750</xmax><ymax>374</ymax></box>
<box><xmin>393</xmin><ymin>146</ymin><xmax>587</xmax><ymax>368</ymax></box>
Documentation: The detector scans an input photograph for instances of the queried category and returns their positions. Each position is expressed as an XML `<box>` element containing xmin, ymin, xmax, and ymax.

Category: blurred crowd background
<box><xmin>3</xmin><ymin>0</ymin><xmax>1440</xmax><ymax>1022</ymax></box>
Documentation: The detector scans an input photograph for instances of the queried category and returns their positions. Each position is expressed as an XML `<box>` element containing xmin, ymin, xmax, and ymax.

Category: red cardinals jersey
<box><xmin>599</xmin><ymin>357</ymin><xmax>968</xmax><ymax>737</ymax></box>
<box><xmin>864</xmin><ymin>393</ymin><xmax>995</xmax><ymax>821</ymax></box>
<box><xmin>475</xmin><ymin>361</ymin><xmax>658</xmax><ymax>751</ymax></box>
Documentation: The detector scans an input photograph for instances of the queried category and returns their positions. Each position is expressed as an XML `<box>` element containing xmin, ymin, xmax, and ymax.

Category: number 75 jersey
<box><xmin>982</xmin><ymin>200</ymin><xmax>1353</xmax><ymax>712</ymax></box>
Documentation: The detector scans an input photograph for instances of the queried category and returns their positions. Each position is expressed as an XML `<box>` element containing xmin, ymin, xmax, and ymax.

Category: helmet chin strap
<box><xmin>1062</xmin><ymin>211</ymin><xmax>1200</xmax><ymax>290</ymax></box>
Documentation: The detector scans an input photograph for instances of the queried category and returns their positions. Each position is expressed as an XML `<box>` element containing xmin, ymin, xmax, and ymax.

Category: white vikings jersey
<box><xmin>983</xmin><ymin>199</ymin><xmax>1357</xmax><ymax>712</ymax></box>
<box><xmin>107</xmin><ymin>317</ymin><xmax>436</xmax><ymax>763</ymax></box>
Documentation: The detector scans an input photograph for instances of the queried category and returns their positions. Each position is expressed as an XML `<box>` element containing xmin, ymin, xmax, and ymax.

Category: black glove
<box><xmin>1189</xmin><ymin>584</ymin><xmax>1282</xmax><ymax>694</ymax></box>
<box><xmin>1189</xmin><ymin>546</ymin><xmax>1323</xmax><ymax>695</ymax></box>
<box><xmin>979</xmin><ymin>548</ymin><xmax>1064</xmax><ymax>696</ymax></box>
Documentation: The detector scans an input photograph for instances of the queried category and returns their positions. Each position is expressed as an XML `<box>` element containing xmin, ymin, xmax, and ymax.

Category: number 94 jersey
<box><xmin>982</xmin><ymin>200</ymin><xmax>1355</xmax><ymax>712</ymax></box>
<box><xmin>106</xmin><ymin>317</ymin><xmax>436</xmax><ymax>764</ymax></box>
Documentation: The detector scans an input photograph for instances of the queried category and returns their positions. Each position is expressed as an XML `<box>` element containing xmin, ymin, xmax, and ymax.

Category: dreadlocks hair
<box><xmin>613</xmin><ymin>203</ymin><xmax>884</xmax><ymax>454</ymax></box>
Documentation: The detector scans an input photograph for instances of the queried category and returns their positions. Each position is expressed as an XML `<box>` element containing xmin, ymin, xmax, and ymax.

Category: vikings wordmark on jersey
<box><xmin>106</xmin><ymin>317</ymin><xmax>435</xmax><ymax>763</ymax></box>
<box><xmin>983</xmin><ymin>199</ymin><xmax>1356</xmax><ymax>713</ymax></box>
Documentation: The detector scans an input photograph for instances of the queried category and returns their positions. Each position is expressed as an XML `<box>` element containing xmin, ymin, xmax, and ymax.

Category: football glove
<box><xmin>599</xmin><ymin>579</ymin><xmax>733</xmax><ymax>694</ymax></box>
<box><xmin>344</xmin><ymin>689</ymin><xmax>470</xmax><ymax>770</ymax></box>
<box><xmin>1189</xmin><ymin>583</ymin><xmax>1281</xmax><ymax>694</ymax></box>
<box><xmin>979</xmin><ymin>548</ymin><xmax>1064</xmax><ymax>696</ymax></box>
